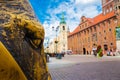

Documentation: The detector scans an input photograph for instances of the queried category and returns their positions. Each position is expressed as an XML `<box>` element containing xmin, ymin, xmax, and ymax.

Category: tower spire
<box><xmin>60</xmin><ymin>12</ymin><xmax>66</xmax><ymax>24</ymax></box>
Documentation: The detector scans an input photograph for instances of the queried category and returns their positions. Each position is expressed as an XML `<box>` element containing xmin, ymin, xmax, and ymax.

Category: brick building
<box><xmin>114</xmin><ymin>0</ymin><xmax>120</xmax><ymax>51</ymax></box>
<box><xmin>114</xmin><ymin>0</ymin><xmax>120</xmax><ymax>26</ymax></box>
<box><xmin>68</xmin><ymin>0</ymin><xmax>120</xmax><ymax>55</ymax></box>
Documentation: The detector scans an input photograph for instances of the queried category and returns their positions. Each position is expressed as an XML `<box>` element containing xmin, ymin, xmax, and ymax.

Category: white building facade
<box><xmin>45</xmin><ymin>15</ymin><xmax>68</xmax><ymax>54</ymax></box>
<box><xmin>57</xmin><ymin>17</ymin><xmax>68</xmax><ymax>53</ymax></box>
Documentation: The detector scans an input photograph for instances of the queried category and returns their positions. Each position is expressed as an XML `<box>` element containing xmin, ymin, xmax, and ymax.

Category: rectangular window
<box><xmin>108</xmin><ymin>20</ymin><xmax>110</xmax><ymax>26</ymax></box>
<box><xmin>92</xmin><ymin>33</ymin><xmax>97</xmax><ymax>41</ymax></box>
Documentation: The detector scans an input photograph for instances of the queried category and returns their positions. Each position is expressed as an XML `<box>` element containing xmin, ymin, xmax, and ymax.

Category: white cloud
<box><xmin>43</xmin><ymin>0</ymin><xmax>101</xmax><ymax>45</ymax></box>
<box><xmin>75</xmin><ymin>0</ymin><xmax>96</xmax><ymax>4</ymax></box>
<box><xmin>82</xmin><ymin>5</ymin><xmax>100</xmax><ymax>18</ymax></box>
<box><xmin>75</xmin><ymin>0</ymin><xmax>101</xmax><ymax>5</ymax></box>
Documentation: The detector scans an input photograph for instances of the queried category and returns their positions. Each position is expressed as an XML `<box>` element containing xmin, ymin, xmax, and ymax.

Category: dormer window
<box><xmin>103</xmin><ymin>0</ymin><xmax>106</xmax><ymax>4</ymax></box>
<box><xmin>103</xmin><ymin>9</ymin><xmax>106</xmax><ymax>15</ymax></box>
<box><xmin>85</xmin><ymin>23</ymin><xmax>87</xmax><ymax>27</ymax></box>
<box><xmin>106</xmin><ymin>8</ymin><xmax>109</xmax><ymax>13</ymax></box>
<box><xmin>81</xmin><ymin>16</ymin><xmax>86</xmax><ymax>22</ymax></box>
<box><xmin>110</xmin><ymin>5</ymin><xmax>113</xmax><ymax>12</ymax></box>
<box><xmin>79</xmin><ymin>26</ymin><xmax>81</xmax><ymax>29</ymax></box>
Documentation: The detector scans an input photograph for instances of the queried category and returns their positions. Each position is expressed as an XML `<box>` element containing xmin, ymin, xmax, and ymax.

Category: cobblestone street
<box><xmin>48</xmin><ymin>55</ymin><xmax>120</xmax><ymax>80</ymax></box>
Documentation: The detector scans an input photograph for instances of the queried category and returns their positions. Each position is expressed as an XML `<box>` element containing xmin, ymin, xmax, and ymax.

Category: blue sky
<box><xmin>29</xmin><ymin>0</ymin><xmax>102</xmax><ymax>46</ymax></box>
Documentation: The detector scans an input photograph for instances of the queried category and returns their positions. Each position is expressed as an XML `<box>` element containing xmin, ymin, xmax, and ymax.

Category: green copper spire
<box><xmin>60</xmin><ymin>13</ymin><xmax>66</xmax><ymax>24</ymax></box>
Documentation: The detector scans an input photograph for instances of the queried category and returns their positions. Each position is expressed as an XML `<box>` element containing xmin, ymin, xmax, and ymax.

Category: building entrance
<box><xmin>83</xmin><ymin>48</ymin><xmax>86</xmax><ymax>55</ymax></box>
<box><xmin>104</xmin><ymin>44</ymin><xmax>108</xmax><ymax>51</ymax></box>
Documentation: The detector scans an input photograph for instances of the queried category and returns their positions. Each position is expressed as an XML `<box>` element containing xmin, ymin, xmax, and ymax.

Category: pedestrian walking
<box><xmin>107</xmin><ymin>50</ymin><xmax>110</xmax><ymax>56</ymax></box>
<box><xmin>92</xmin><ymin>47</ymin><xmax>97</xmax><ymax>57</ymax></box>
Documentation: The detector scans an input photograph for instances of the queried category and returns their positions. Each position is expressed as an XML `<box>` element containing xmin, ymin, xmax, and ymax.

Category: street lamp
<box><xmin>52</xmin><ymin>26</ymin><xmax>59</xmax><ymax>54</ymax></box>
<box><xmin>46</xmin><ymin>38</ymin><xmax>49</xmax><ymax>53</ymax></box>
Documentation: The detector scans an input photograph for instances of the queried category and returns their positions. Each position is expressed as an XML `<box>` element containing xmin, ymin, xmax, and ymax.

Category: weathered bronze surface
<box><xmin>0</xmin><ymin>42</ymin><xmax>27</xmax><ymax>80</ymax></box>
<box><xmin>0</xmin><ymin>0</ymin><xmax>51</xmax><ymax>80</ymax></box>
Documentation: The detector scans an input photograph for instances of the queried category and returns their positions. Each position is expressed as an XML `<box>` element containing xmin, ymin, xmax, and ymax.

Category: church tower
<box><xmin>114</xmin><ymin>0</ymin><xmax>120</xmax><ymax>26</ymax></box>
<box><xmin>102</xmin><ymin>0</ymin><xmax>114</xmax><ymax>15</ymax></box>
<box><xmin>58</xmin><ymin>14</ymin><xmax>68</xmax><ymax>53</ymax></box>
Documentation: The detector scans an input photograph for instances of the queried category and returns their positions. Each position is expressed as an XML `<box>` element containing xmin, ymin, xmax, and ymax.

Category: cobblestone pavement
<box><xmin>47</xmin><ymin>55</ymin><xmax>120</xmax><ymax>80</ymax></box>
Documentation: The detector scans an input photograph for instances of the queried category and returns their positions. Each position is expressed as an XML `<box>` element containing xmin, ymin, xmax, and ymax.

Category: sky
<box><xmin>29</xmin><ymin>0</ymin><xmax>102</xmax><ymax>47</ymax></box>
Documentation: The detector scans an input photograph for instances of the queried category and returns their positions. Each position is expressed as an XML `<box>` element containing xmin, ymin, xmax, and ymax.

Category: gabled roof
<box><xmin>69</xmin><ymin>26</ymin><xmax>80</xmax><ymax>35</ymax></box>
<box><xmin>69</xmin><ymin>17</ymin><xmax>93</xmax><ymax>36</ymax></box>
<box><xmin>68</xmin><ymin>11</ymin><xmax>115</xmax><ymax>36</ymax></box>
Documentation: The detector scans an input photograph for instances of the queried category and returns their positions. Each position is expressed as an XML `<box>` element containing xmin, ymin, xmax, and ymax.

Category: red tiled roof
<box><xmin>92</xmin><ymin>11</ymin><xmax>115</xmax><ymax>26</ymax></box>
<box><xmin>69</xmin><ymin>11</ymin><xmax>115</xmax><ymax>36</ymax></box>
<box><xmin>69</xmin><ymin>26</ymin><xmax>80</xmax><ymax>35</ymax></box>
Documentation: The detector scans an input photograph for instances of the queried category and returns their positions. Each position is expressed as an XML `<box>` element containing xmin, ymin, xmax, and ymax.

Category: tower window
<box><xmin>103</xmin><ymin>9</ymin><xmax>105</xmax><ymax>15</ymax></box>
<box><xmin>110</xmin><ymin>6</ymin><xmax>112</xmax><ymax>12</ymax></box>
<box><xmin>103</xmin><ymin>0</ymin><xmax>106</xmax><ymax>4</ymax></box>
<box><xmin>119</xmin><ymin>6</ymin><xmax>120</xmax><ymax>9</ymax></box>
<box><xmin>106</xmin><ymin>8</ymin><xmax>109</xmax><ymax>13</ymax></box>
<box><xmin>63</xmin><ymin>26</ymin><xmax>65</xmax><ymax>30</ymax></box>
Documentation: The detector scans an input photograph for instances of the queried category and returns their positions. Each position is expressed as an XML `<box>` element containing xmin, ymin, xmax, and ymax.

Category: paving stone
<box><xmin>48</xmin><ymin>55</ymin><xmax>120</xmax><ymax>80</ymax></box>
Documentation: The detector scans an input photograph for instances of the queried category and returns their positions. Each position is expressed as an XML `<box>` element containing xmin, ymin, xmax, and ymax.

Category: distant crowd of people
<box><xmin>92</xmin><ymin>45</ymin><xmax>103</xmax><ymax>57</ymax></box>
<box><xmin>92</xmin><ymin>45</ymin><xmax>119</xmax><ymax>57</ymax></box>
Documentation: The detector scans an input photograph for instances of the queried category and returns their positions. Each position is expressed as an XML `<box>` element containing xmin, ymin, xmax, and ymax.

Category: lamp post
<box><xmin>46</xmin><ymin>38</ymin><xmax>49</xmax><ymax>53</ymax></box>
<box><xmin>52</xmin><ymin>26</ymin><xmax>59</xmax><ymax>55</ymax></box>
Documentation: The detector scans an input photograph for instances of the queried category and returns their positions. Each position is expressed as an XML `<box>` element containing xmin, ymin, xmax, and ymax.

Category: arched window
<box><xmin>63</xmin><ymin>26</ymin><xmax>65</xmax><ymax>30</ymax></box>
